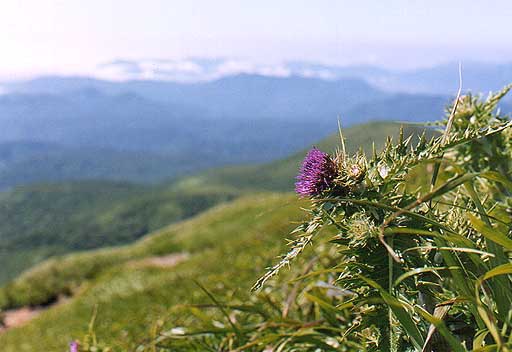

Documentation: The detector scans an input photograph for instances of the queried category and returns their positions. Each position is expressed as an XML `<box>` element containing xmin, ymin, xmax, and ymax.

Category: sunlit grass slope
<box><xmin>0</xmin><ymin>121</ymin><xmax>437</xmax><ymax>351</ymax></box>
<box><xmin>0</xmin><ymin>121</ymin><xmax>435</xmax><ymax>301</ymax></box>
<box><xmin>0</xmin><ymin>181</ymin><xmax>240</xmax><ymax>284</ymax></box>
<box><xmin>0</xmin><ymin>121</ymin><xmax>431</xmax><ymax>285</ymax></box>
<box><xmin>0</xmin><ymin>194</ymin><xmax>311</xmax><ymax>351</ymax></box>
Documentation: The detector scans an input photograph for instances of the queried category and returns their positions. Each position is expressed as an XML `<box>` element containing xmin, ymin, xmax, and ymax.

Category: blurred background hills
<box><xmin>0</xmin><ymin>1</ymin><xmax>512</xmax><ymax>349</ymax></box>
<box><xmin>1</xmin><ymin>62</ymin><xmax>510</xmax><ymax>190</ymax></box>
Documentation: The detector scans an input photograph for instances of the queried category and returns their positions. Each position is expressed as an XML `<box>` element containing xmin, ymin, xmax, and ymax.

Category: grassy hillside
<box><xmin>0</xmin><ymin>141</ymin><xmax>202</xmax><ymax>190</ymax></box>
<box><xmin>0</xmin><ymin>194</ymin><xmax>321</xmax><ymax>351</ymax></box>
<box><xmin>0</xmin><ymin>121</ymin><xmax>440</xmax><ymax>351</ymax></box>
<box><xmin>0</xmin><ymin>181</ymin><xmax>240</xmax><ymax>284</ymax></box>
<box><xmin>0</xmin><ymin>121</ymin><xmax>433</xmax><ymax>285</ymax></box>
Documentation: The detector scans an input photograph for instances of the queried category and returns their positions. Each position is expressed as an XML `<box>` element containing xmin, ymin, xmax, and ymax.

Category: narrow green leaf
<box><xmin>291</xmin><ymin>266</ymin><xmax>349</xmax><ymax>282</ymax></box>
<box><xmin>359</xmin><ymin>275</ymin><xmax>425</xmax><ymax>350</ymax></box>
<box><xmin>472</xmin><ymin>345</ymin><xmax>499</xmax><ymax>352</ymax></box>
<box><xmin>303</xmin><ymin>292</ymin><xmax>340</xmax><ymax>314</ymax></box>
<box><xmin>478</xmin><ymin>263</ymin><xmax>512</xmax><ymax>284</ymax></box>
<box><xmin>469</xmin><ymin>214</ymin><xmax>512</xmax><ymax>251</ymax></box>
<box><xmin>466</xmin><ymin>181</ymin><xmax>512</xmax><ymax>323</ymax></box>
<box><xmin>414</xmin><ymin>305</ymin><xmax>465</xmax><ymax>352</ymax></box>
<box><xmin>473</xmin><ymin>329</ymin><xmax>490</xmax><ymax>350</ymax></box>
<box><xmin>384</xmin><ymin>227</ymin><xmax>475</xmax><ymax>248</ymax></box>
<box><xmin>473</xmin><ymin>264</ymin><xmax>512</xmax><ymax>347</ymax></box>
<box><xmin>394</xmin><ymin>266</ymin><xmax>459</xmax><ymax>287</ymax></box>
<box><xmin>480</xmin><ymin>171</ymin><xmax>512</xmax><ymax>190</ymax></box>
<box><xmin>193</xmin><ymin>280</ymin><xmax>242</xmax><ymax>341</ymax></box>
<box><xmin>331</xmin><ymin>198</ymin><xmax>456</xmax><ymax>234</ymax></box>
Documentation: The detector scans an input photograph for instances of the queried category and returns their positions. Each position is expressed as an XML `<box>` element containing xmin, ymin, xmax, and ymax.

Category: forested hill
<box><xmin>0</xmin><ymin>75</ymin><xmax>450</xmax><ymax>190</ymax></box>
<box><xmin>0</xmin><ymin>121</ymin><xmax>433</xmax><ymax>284</ymax></box>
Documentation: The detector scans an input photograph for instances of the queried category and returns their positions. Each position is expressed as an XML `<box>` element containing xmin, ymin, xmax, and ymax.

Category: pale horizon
<box><xmin>1</xmin><ymin>0</ymin><xmax>512</xmax><ymax>80</ymax></box>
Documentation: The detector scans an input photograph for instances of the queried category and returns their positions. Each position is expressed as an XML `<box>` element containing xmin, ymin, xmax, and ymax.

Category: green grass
<box><xmin>0</xmin><ymin>193</ymin><xmax>315</xmax><ymax>351</ymax></box>
<box><xmin>0</xmin><ymin>121</ymin><xmax>437</xmax><ymax>350</ymax></box>
<box><xmin>0</xmin><ymin>181</ymin><xmax>240</xmax><ymax>284</ymax></box>
<box><xmin>0</xmin><ymin>121</ymin><xmax>432</xmax><ymax>284</ymax></box>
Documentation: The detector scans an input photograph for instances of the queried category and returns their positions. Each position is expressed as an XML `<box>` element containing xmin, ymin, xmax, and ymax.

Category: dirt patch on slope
<box><xmin>127</xmin><ymin>252</ymin><xmax>189</xmax><ymax>268</ymax></box>
<box><xmin>0</xmin><ymin>296</ymin><xmax>69</xmax><ymax>333</ymax></box>
<box><xmin>0</xmin><ymin>253</ymin><xmax>188</xmax><ymax>333</ymax></box>
<box><xmin>0</xmin><ymin>307</ymin><xmax>42</xmax><ymax>331</ymax></box>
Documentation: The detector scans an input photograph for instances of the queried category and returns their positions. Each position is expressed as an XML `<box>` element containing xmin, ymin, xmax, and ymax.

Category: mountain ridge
<box><xmin>4</xmin><ymin>59</ymin><xmax>510</xmax><ymax>95</ymax></box>
<box><xmin>0</xmin><ymin>74</ymin><xmax>456</xmax><ymax>189</ymax></box>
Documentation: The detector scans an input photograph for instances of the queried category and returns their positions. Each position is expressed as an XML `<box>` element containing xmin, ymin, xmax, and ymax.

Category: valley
<box><xmin>0</xmin><ymin>121</ymin><xmax>437</xmax><ymax>350</ymax></box>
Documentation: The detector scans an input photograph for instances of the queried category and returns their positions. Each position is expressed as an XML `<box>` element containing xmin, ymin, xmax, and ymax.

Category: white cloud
<box><xmin>299</xmin><ymin>69</ymin><xmax>336</xmax><ymax>80</ymax></box>
<box><xmin>93</xmin><ymin>58</ymin><xmax>300</xmax><ymax>82</ymax></box>
<box><xmin>215</xmin><ymin>60</ymin><xmax>256</xmax><ymax>76</ymax></box>
<box><xmin>149</xmin><ymin>60</ymin><xmax>203</xmax><ymax>74</ymax></box>
<box><xmin>257</xmin><ymin>65</ymin><xmax>291</xmax><ymax>77</ymax></box>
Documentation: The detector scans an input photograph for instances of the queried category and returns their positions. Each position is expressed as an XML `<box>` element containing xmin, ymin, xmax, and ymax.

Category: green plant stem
<box><xmin>389</xmin><ymin>235</ymin><xmax>396</xmax><ymax>352</ymax></box>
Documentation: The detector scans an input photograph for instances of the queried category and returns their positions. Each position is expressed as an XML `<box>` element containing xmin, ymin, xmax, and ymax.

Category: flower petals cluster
<box><xmin>295</xmin><ymin>148</ymin><xmax>337</xmax><ymax>197</ymax></box>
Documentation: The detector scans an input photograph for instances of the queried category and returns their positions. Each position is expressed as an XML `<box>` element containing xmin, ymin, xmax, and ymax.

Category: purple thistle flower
<box><xmin>69</xmin><ymin>341</ymin><xmax>79</xmax><ymax>352</ymax></box>
<box><xmin>295</xmin><ymin>148</ymin><xmax>337</xmax><ymax>197</ymax></box>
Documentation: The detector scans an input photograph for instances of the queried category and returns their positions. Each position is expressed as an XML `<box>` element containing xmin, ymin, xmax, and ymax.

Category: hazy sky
<box><xmin>0</xmin><ymin>0</ymin><xmax>511</xmax><ymax>78</ymax></box>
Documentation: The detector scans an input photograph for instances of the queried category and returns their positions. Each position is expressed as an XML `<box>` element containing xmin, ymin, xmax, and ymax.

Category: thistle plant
<box><xmin>249</xmin><ymin>85</ymin><xmax>512</xmax><ymax>351</ymax></box>
<box><xmin>154</xmin><ymin>85</ymin><xmax>512</xmax><ymax>352</ymax></box>
<box><xmin>75</xmin><ymin>86</ymin><xmax>512</xmax><ymax>351</ymax></box>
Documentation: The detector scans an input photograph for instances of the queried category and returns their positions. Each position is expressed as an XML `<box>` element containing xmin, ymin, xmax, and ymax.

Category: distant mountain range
<box><xmin>287</xmin><ymin>61</ymin><xmax>512</xmax><ymax>95</ymax></box>
<box><xmin>3</xmin><ymin>58</ymin><xmax>509</xmax><ymax>95</ymax></box>
<box><xmin>3</xmin><ymin>74</ymin><xmax>383</xmax><ymax>112</ymax></box>
<box><xmin>0</xmin><ymin>61</ymin><xmax>510</xmax><ymax>189</ymax></box>
<box><xmin>0</xmin><ymin>74</ymin><xmax>457</xmax><ymax>189</ymax></box>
